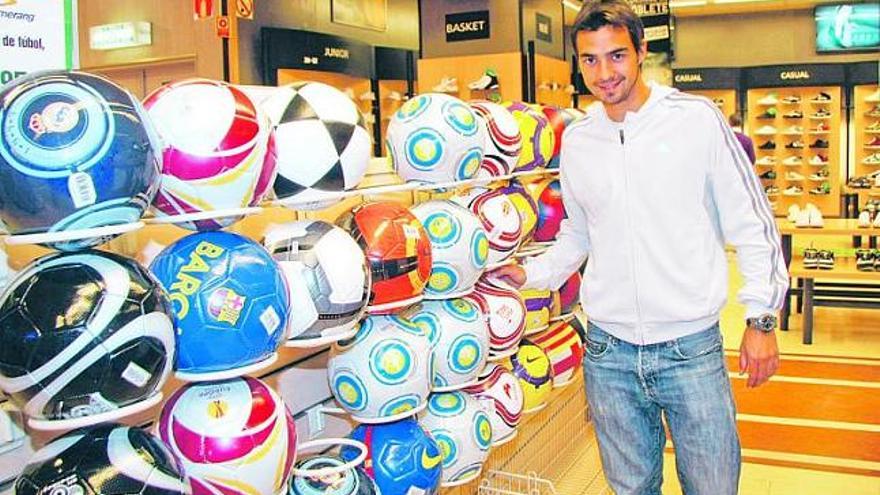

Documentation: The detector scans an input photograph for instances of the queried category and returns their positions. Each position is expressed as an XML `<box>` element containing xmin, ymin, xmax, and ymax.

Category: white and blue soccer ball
<box><xmin>419</xmin><ymin>391</ymin><xmax>493</xmax><ymax>487</ymax></box>
<box><xmin>327</xmin><ymin>314</ymin><xmax>433</xmax><ymax>423</ymax></box>
<box><xmin>411</xmin><ymin>199</ymin><xmax>489</xmax><ymax>298</ymax></box>
<box><xmin>386</xmin><ymin>93</ymin><xmax>486</xmax><ymax>183</ymax></box>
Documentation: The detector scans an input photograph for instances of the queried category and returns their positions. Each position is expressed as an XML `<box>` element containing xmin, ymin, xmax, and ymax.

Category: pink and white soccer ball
<box><xmin>453</xmin><ymin>188</ymin><xmax>522</xmax><ymax>267</ymax></box>
<box><xmin>144</xmin><ymin>79</ymin><xmax>277</xmax><ymax>230</ymax></box>
<box><xmin>469</xmin><ymin>101</ymin><xmax>522</xmax><ymax>178</ymax></box>
<box><xmin>156</xmin><ymin>376</ymin><xmax>297</xmax><ymax>495</ymax></box>
<box><xmin>464</xmin><ymin>278</ymin><xmax>526</xmax><ymax>360</ymax></box>
<box><xmin>464</xmin><ymin>363</ymin><xmax>524</xmax><ymax>446</ymax></box>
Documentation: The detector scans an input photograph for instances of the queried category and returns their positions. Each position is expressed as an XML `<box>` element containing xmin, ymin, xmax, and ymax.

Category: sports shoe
<box><xmin>855</xmin><ymin>249</ymin><xmax>875</xmax><ymax>271</ymax></box>
<box><xmin>809</xmin><ymin>168</ymin><xmax>829</xmax><ymax>181</ymax></box>
<box><xmin>712</xmin><ymin>97</ymin><xmax>724</xmax><ymax>107</ymax></box>
<box><xmin>433</xmin><ymin>76</ymin><xmax>459</xmax><ymax>92</ymax></box>
<box><xmin>783</xmin><ymin>156</ymin><xmax>803</xmax><ymax>166</ymax></box>
<box><xmin>817</xmin><ymin>249</ymin><xmax>834</xmax><ymax>268</ymax></box>
<box><xmin>758</xmin><ymin>170</ymin><xmax>777</xmax><ymax>180</ymax></box>
<box><xmin>849</xmin><ymin>176</ymin><xmax>873</xmax><ymax>189</ymax></box>
<box><xmin>785</xmin><ymin>140</ymin><xmax>805</xmax><ymax>149</ymax></box>
<box><xmin>809</xmin><ymin>206</ymin><xmax>825</xmax><ymax>227</ymax></box>
<box><xmin>867</xmin><ymin>121</ymin><xmax>880</xmax><ymax>131</ymax></box>
<box><xmin>809</xmin><ymin>182</ymin><xmax>831</xmax><ymax>195</ymax></box>
<box><xmin>867</xmin><ymin>105</ymin><xmax>880</xmax><ymax>118</ymax></box>
<box><xmin>810</xmin><ymin>139</ymin><xmax>829</xmax><ymax>148</ymax></box>
<box><xmin>757</xmin><ymin>108</ymin><xmax>778</xmax><ymax>119</ymax></box>
<box><xmin>867</xmin><ymin>89</ymin><xmax>880</xmax><ymax>103</ymax></box>
<box><xmin>758</xmin><ymin>93</ymin><xmax>778</xmax><ymax>105</ymax></box>
<box><xmin>759</xmin><ymin>140</ymin><xmax>776</xmax><ymax>150</ymax></box>
<box><xmin>783</xmin><ymin>185</ymin><xmax>803</xmax><ymax>196</ymax></box>
<box><xmin>810</xmin><ymin>154</ymin><xmax>829</xmax><ymax>165</ymax></box>
<box><xmin>811</xmin><ymin>108</ymin><xmax>832</xmax><ymax>118</ymax></box>
<box><xmin>811</xmin><ymin>92</ymin><xmax>832</xmax><ymax>102</ymax></box>
<box><xmin>358</xmin><ymin>91</ymin><xmax>376</xmax><ymax>101</ymax></box>
<box><xmin>858</xmin><ymin>210</ymin><xmax>873</xmax><ymax>227</ymax></box>
<box><xmin>537</xmin><ymin>80</ymin><xmax>551</xmax><ymax>91</ymax></box>
<box><xmin>866</xmin><ymin>136</ymin><xmax>880</xmax><ymax>147</ymax></box>
<box><xmin>783</xmin><ymin>125</ymin><xmax>804</xmax><ymax>135</ymax></box>
<box><xmin>795</xmin><ymin>209</ymin><xmax>811</xmax><ymax>228</ymax></box>
<box><xmin>756</xmin><ymin>156</ymin><xmax>777</xmax><ymax>166</ymax></box>
<box><xmin>781</xmin><ymin>95</ymin><xmax>802</xmax><ymax>104</ymax></box>
<box><xmin>803</xmin><ymin>248</ymin><xmax>819</xmax><ymax>269</ymax></box>
<box><xmin>783</xmin><ymin>110</ymin><xmax>803</xmax><ymax>119</ymax></box>
<box><xmin>754</xmin><ymin>125</ymin><xmax>777</xmax><ymax>135</ymax></box>
<box><xmin>785</xmin><ymin>171</ymin><xmax>805</xmax><ymax>181</ymax></box>
<box><xmin>863</xmin><ymin>153</ymin><xmax>880</xmax><ymax>165</ymax></box>
<box><xmin>468</xmin><ymin>69</ymin><xmax>499</xmax><ymax>90</ymax></box>
<box><xmin>787</xmin><ymin>204</ymin><xmax>801</xmax><ymax>222</ymax></box>
<box><xmin>811</xmin><ymin>122</ymin><xmax>830</xmax><ymax>133</ymax></box>
<box><xmin>765</xmin><ymin>185</ymin><xmax>780</xmax><ymax>196</ymax></box>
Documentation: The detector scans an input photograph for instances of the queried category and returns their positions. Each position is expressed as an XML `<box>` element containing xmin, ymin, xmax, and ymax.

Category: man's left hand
<box><xmin>738</xmin><ymin>328</ymin><xmax>779</xmax><ymax>388</ymax></box>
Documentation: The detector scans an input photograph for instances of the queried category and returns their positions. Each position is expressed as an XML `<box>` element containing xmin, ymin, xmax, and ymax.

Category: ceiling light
<box><xmin>563</xmin><ymin>0</ymin><xmax>582</xmax><ymax>12</ymax></box>
<box><xmin>669</xmin><ymin>0</ymin><xmax>707</xmax><ymax>6</ymax></box>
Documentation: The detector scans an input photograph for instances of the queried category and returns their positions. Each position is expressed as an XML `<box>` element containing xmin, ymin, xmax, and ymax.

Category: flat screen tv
<box><xmin>815</xmin><ymin>3</ymin><xmax>880</xmax><ymax>53</ymax></box>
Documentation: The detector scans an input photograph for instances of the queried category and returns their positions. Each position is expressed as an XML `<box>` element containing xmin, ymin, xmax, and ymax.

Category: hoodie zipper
<box><xmin>619</xmin><ymin>127</ymin><xmax>645</xmax><ymax>344</ymax></box>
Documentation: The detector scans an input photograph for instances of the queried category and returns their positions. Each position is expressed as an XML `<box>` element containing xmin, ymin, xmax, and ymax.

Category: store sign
<box><xmin>89</xmin><ymin>22</ymin><xmax>152</xmax><ymax>50</ymax></box>
<box><xmin>780</xmin><ymin>70</ymin><xmax>810</xmax><ymax>80</ymax></box>
<box><xmin>261</xmin><ymin>28</ymin><xmax>374</xmax><ymax>84</ymax></box>
<box><xmin>0</xmin><ymin>0</ymin><xmax>78</xmax><ymax>84</ymax></box>
<box><xmin>445</xmin><ymin>11</ymin><xmax>490</xmax><ymax>42</ymax></box>
<box><xmin>536</xmin><ymin>13</ymin><xmax>552</xmax><ymax>43</ymax></box>
<box><xmin>628</xmin><ymin>0</ymin><xmax>670</xmax><ymax>53</ymax></box>
<box><xmin>672</xmin><ymin>68</ymin><xmax>741</xmax><ymax>90</ymax></box>
<box><xmin>674</xmin><ymin>73</ymin><xmax>702</xmax><ymax>83</ymax></box>
<box><xmin>746</xmin><ymin>64</ymin><xmax>844</xmax><ymax>88</ymax></box>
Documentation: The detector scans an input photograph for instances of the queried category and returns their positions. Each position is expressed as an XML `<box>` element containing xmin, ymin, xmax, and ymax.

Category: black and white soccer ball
<box><xmin>0</xmin><ymin>250</ymin><xmax>175</xmax><ymax>429</ymax></box>
<box><xmin>263</xmin><ymin>82</ymin><xmax>371</xmax><ymax>209</ymax></box>
<box><xmin>15</xmin><ymin>423</ymin><xmax>188</xmax><ymax>495</ymax></box>
<box><xmin>263</xmin><ymin>220</ymin><xmax>370</xmax><ymax>347</ymax></box>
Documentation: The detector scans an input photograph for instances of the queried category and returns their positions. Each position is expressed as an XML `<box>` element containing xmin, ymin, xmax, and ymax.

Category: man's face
<box><xmin>575</xmin><ymin>25</ymin><xmax>646</xmax><ymax>106</ymax></box>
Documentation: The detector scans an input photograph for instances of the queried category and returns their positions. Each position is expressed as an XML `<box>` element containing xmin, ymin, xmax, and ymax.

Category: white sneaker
<box><xmin>758</xmin><ymin>93</ymin><xmax>778</xmax><ymax>105</ymax></box>
<box><xmin>432</xmin><ymin>76</ymin><xmax>458</xmax><ymax>93</ymax></box>
<box><xmin>795</xmin><ymin>209</ymin><xmax>811</xmax><ymax>227</ymax></box>
<box><xmin>783</xmin><ymin>156</ymin><xmax>803</xmax><ymax>166</ymax></box>
<box><xmin>755</xmin><ymin>125</ymin><xmax>777</xmax><ymax>136</ymax></box>
<box><xmin>538</xmin><ymin>81</ymin><xmax>551</xmax><ymax>91</ymax></box>
<box><xmin>783</xmin><ymin>126</ymin><xmax>804</xmax><ymax>135</ymax></box>
<box><xmin>787</xmin><ymin>204</ymin><xmax>801</xmax><ymax>222</ymax></box>
<box><xmin>468</xmin><ymin>71</ymin><xmax>499</xmax><ymax>90</ymax></box>
<box><xmin>756</xmin><ymin>156</ymin><xmax>777</xmax><ymax>166</ymax></box>
<box><xmin>809</xmin><ymin>155</ymin><xmax>829</xmax><ymax>165</ymax></box>
<box><xmin>874</xmin><ymin>211</ymin><xmax>880</xmax><ymax>228</ymax></box>
<box><xmin>359</xmin><ymin>91</ymin><xmax>376</xmax><ymax>101</ymax></box>
<box><xmin>809</xmin><ymin>208</ymin><xmax>824</xmax><ymax>228</ymax></box>
<box><xmin>858</xmin><ymin>210</ymin><xmax>872</xmax><ymax>227</ymax></box>
<box><xmin>785</xmin><ymin>171</ymin><xmax>805</xmax><ymax>181</ymax></box>
<box><xmin>784</xmin><ymin>185</ymin><xmax>804</xmax><ymax>196</ymax></box>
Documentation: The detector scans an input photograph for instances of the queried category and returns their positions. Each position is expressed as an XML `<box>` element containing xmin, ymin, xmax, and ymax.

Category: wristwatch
<box><xmin>746</xmin><ymin>314</ymin><xmax>778</xmax><ymax>333</ymax></box>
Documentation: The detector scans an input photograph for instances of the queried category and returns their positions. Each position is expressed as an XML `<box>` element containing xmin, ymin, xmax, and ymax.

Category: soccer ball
<box><xmin>263</xmin><ymin>220</ymin><xmax>370</xmax><ymax>347</ymax></box>
<box><xmin>263</xmin><ymin>82</ymin><xmax>371</xmax><ymax>209</ymax></box>
<box><xmin>411</xmin><ymin>200</ymin><xmax>489</xmax><ymax>298</ymax></box>
<box><xmin>525</xmin><ymin>177</ymin><xmax>566</xmax><ymax>243</ymax></box>
<box><xmin>149</xmin><ymin>231</ymin><xmax>289</xmax><ymax>380</ymax></box>
<box><xmin>453</xmin><ymin>188</ymin><xmax>522</xmax><ymax>267</ymax></box>
<box><xmin>558</xmin><ymin>271</ymin><xmax>581</xmax><ymax>314</ymax></box>
<box><xmin>532</xmin><ymin>320</ymin><xmax>585</xmax><ymax>388</ymax></box>
<box><xmin>144</xmin><ymin>78</ymin><xmax>276</xmax><ymax>230</ymax></box>
<box><xmin>540</xmin><ymin>105</ymin><xmax>574</xmax><ymax>168</ymax></box>
<box><xmin>464</xmin><ymin>278</ymin><xmax>526</xmax><ymax>360</ymax></box>
<box><xmin>341</xmin><ymin>418</ymin><xmax>442</xmax><ymax>495</ymax></box>
<box><xmin>336</xmin><ymin>201</ymin><xmax>432</xmax><ymax>314</ymax></box>
<box><xmin>15</xmin><ymin>424</ymin><xmax>187</xmax><ymax>495</ymax></box>
<box><xmin>327</xmin><ymin>314</ymin><xmax>433</xmax><ymax>423</ymax></box>
<box><xmin>502</xmin><ymin>340</ymin><xmax>553</xmax><ymax>414</ymax></box>
<box><xmin>469</xmin><ymin>101</ymin><xmax>522</xmax><ymax>178</ymax></box>
<box><xmin>157</xmin><ymin>376</ymin><xmax>297</xmax><ymax>495</ymax></box>
<box><xmin>504</xmin><ymin>102</ymin><xmax>555</xmax><ymax>171</ymax></box>
<box><xmin>409</xmin><ymin>299</ymin><xmax>490</xmax><ymax>391</ymax></box>
<box><xmin>520</xmin><ymin>288</ymin><xmax>556</xmax><ymax>335</ymax></box>
<box><xmin>0</xmin><ymin>71</ymin><xmax>161</xmax><ymax>251</ymax></box>
<box><xmin>289</xmin><ymin>454</ymin><xmax>379</xmax><ymax>495</ymax></box>
<box><xmin>387</xmin><ymin>93</ymin><xmax>486</xmax><ymax>183</ymax></box>
<box><xmin>419</xmin><ymin>391</ymin><xmax>492</xmax><ymax>487</ymax></box>
<box><xmin>495</xmin><ymin>180</ymin><xmax>539</xmax><ymax>245</ymax></box>
<box><xmin>463</xmin><ymin>363</ymin><xmax>524</xmax><ymax>446</ymax></box>
<box><xmin>0</xmin><ymin>251</ymin><xmax>175</xmax><ymax>429</ymax></box>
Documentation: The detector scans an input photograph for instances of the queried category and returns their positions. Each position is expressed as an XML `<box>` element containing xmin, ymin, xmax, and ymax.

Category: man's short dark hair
<box><xmin>729</xmin><ymin>113</ymin><xmax>743</xmax><ymax>128</ymax></box>
<box><xmin>570</xmin><ymin>0</ymin><xmax>645</xmax><ymax>54</ymax></box>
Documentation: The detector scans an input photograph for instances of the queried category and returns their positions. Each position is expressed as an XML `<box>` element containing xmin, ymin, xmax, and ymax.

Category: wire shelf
<box><xmin>479</xmin><ymin>470</ymin><xmax>557</xmax><ymax>495</ymax></box>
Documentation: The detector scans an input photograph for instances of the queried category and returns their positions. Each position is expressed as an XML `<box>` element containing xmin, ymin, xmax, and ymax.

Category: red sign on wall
<box><xmin>193</xmin><ymin>0</ymin><xmax>214</xmax><ymax>19</ymax></box>
<box><xmin>216</xmin><ymin>15</ymin><xmax>230</xmax><ymax>38</ymax></box>
<box><xmin>236</xmin><ymin>0</ymin><xmax>255</xmax><ymax>20</ymax></box>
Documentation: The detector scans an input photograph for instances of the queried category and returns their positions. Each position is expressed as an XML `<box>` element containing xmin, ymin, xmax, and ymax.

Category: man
<box><xmin>491</xmin><ymin>1</ymin><xmax>788</xmax><ymax>493</ymax></box>
<box><xmin>729</xmin><ymin>113</ymin><xmax>756</xmax><ymax>164</ymax></box>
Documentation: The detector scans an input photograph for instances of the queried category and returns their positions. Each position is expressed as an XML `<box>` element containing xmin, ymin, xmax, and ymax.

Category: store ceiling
<box><xmin>562</xmin><ymin>0</ymin><xmax>847</xmax><ymax>22</ymax></box>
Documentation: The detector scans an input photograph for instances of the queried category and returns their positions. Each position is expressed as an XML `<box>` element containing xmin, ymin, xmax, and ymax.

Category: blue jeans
<box><xmin>582</xmin><ymin>322</ymin><xmax>740</xmax><ymax>495</ymax></box>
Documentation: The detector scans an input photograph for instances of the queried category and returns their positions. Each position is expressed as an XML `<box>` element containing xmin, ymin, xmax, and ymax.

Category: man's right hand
<box><xmin>488</xmin><ymin>263</ymin><xmax>527</xmax><ymax>288</ymax></box>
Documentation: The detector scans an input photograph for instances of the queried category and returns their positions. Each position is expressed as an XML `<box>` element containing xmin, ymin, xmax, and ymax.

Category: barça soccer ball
<box><xmin>15</xmin><ymin>424</ymin><xmax>188</xmax><ymax>495</ymax></box>
<box><xmin>0</xmin><ymin>71</ymin><xmax>161</xmax><ymax>251</ymax></box>
<box><xmin>540</xmin><ymin>105</ymin><xmax>574</xmax><ymax>168</ymax></box>
<box><xmin>387</xmin><ymin>93</ymin><xmax>486</xmax><ymax>183</ymax></box>
<box><xmin>327</xmin><ymin>315</ymin><xmax>433</xmax><ymax>423</ymax></box>
<box><xmin>336</xmin><ymin>201</ymin><xmax>432</xmax><ymax>313</ymax></box>
<box><xmin>557</xmin><ymin>271</ymin><xmax>582</xmax><ymax>315</ymax></box>
<box><xmin>464</xmin><ymin>278</ymin><xmax>526</xmax><ymax>360</ymax></box>
<box><xmin>341</xmin><ymin>418</ymin><xmax>442</xmax><ymax>495</ymax></box>
<box><xmin>411</xmin><ymin>199</ymin><xmax>489</xmax><ymax>298</ymax></box>
<box><xmin>532</xmin><ymin>320</ymin><xmax>584</xmax><ymax>388</ymax></box>
<box><xmin>263</xmin><ymin>82</ymin><xmax>371</xmax><ymax>209</ymax></box>
<box><xmin>453</xmin><ymin>188</ymin><xmax>522</xmax><ymax>267</ymax></box>
<box><xmin>289</xmin><ymin>454</ymin><xmax>379</xmax><ymax>495</ymax></box>
<box><xmin>157</xmin><ymin>376</ymin><xmax>297</xmax><ymax>495</ymax></box>
<box><xmin>470</xmin><ymin>101</ymin><xmax>522</xmax><ymax>178</ymax></box>
<box><xmin>409</xmin><ymin>298</ymin><xmax>490</xmax><ymax>391</ymax></box>
<box><xmin>149</xmin><ymin>231</ymin><xmax>289</xmax><ymax>380</ymax></box>
<box><xmin>504</xmin><ymin>102</ymin><xmax>555</xmax><ymax>171</ymax></box>
<box><xmin>463</xmin><ymin>363</ymin><xmax>524</xmax><ymax>446</ymax></box>
<box><xmin>144</xmin><ymin>78</ymin><xmax>277</xmax><ymax>230</ymax></box>
<box><xmin>419</xmin><ymin>391</ymin><xmax>493</xmax><ymax>487</ymax></box>
<box><xmin>0</xmin><ymin>250</ymin><xmax>175</xmax><ymax>429</ymax></box>
<box><xmin>263</xmin><ymin>220</ymin><xmax>370</xmax><ymax>347</ymax></box>
<box><xmin>502</xmin><ymin>340</ymin><xmax>553</xmax><ymax>414</ymax></box>
<box><xmin>525</xmin><ymin>177</ymin><xmax>566</xmax><ymax>243</ymax></box>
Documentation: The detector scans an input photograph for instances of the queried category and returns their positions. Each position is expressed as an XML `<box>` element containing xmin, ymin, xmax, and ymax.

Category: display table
<box><xmin>778</xmin><ymin>219</ymin><xmax>880</xmax><ymax>344</ymax></box>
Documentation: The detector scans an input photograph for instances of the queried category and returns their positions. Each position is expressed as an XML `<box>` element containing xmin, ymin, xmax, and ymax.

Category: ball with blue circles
<box><xmin>412</xmin><ymin>200</ymin><xmax>489</xmax><ymax>298</ymax></box>
<box><xmin>387</xmin><ymin>93</ymin><xmax>487</xmax><ymax>183</ymax></box>
<box><xmin>0</xmin><ymin>71</ymin><xmax>161</xmax><ymax>251</ymax></box>
<box><xmin>409</xmin><ymin>299</ymin><xmax>489</xmax><ymax>391</ymax></box>
<box><xmin>419</xmin><ymin>391</ymin><xmax>493</xmax><ymax>487</ymax></box>
<box><xmin>328</xmin><ymin>314</ymin><xmax>433</xmax><ymax>423</ymax></box>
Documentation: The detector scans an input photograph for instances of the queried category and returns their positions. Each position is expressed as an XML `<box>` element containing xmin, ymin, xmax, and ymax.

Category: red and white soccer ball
<box><xmin>470</xmin><ymin>101</ymin><xmax>522</xmax><ymax>178</ymax></box>
<box><xmin>464</xmin><ymin>278</ymin><xmax>526</xmax><ymax>360</ymax></box>
<box><xmin>156</xmin><ymin>376</ymin><xmax>297</xmax><ymax>495</ymax></box>
<box><xmin>453</xmin><ymin>188</ymin><xmax>522</xmax><ymax>267</ymax></box>
<box><xmin>144</xmin><ymin>79</ymin><xmax>277</xmax><ymax>230</ymax></box>
<box><xmin>464</xmin><ymin>363</ymin><xmax>524</xmax><ymax>446</ymax></box>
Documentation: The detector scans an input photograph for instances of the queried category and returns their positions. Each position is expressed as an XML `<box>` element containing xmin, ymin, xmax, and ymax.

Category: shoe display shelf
<box><xmin>849</xmin><ymin>84</ymin><xmax>880</xmax><ymax>211</ymax></box>
<box><xmin>417</xmin><ymin>52</ymin><xmax>524</xmax><ymax>103</ymax></box>
<box><xmin>749</xmin><ymin>86</ymin><xmax>842</xmax><ymax>217</ymax></box>
<box><xmin>777</xmin><ymin>218</ymin><xmax>880</xmax><ymax>344</ymax></box>
<box><xmin>690</xmin><ymin>89</ymin><xmax>737</xmax><ymax>123</ymax></box>
<box><xmin>376</xmin><ymin>80</ymin><xmax>417</xmax><ymax>157</ymax></box>
<box><xmin>534</xmin><ymin>54</ymin><xmax>574</xmax><ymax>108</ymax></box>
